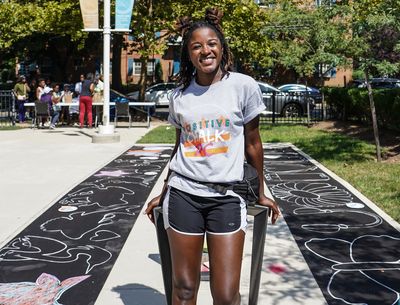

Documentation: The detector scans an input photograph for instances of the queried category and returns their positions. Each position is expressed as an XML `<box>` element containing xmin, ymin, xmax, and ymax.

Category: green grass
<box><xmin>139</xmin><ymin>124</ymin><xmax>400</xmax><ymax>222</ymax></box>
<box><xmin>137</xmin><ymin>125</ymin><xmax>176</xmax><ymax>143</ymax></box>
<box><xmin>0</xmin><ymin>125</ymin><xmax>22</xmax><ymax>131</ymax></box>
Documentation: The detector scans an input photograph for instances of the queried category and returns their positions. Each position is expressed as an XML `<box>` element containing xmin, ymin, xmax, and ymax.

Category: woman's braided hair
<box><xmin>176</xmin><ymin>8</ymin><xmax>233</xmax><ymax>91</ymax></box>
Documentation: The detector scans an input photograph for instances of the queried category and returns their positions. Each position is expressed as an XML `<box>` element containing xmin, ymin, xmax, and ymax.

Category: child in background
<box><xmin>50</xmin><ymin>84</ymin><xmax>62</xmax><ymax>129</ymax></box>
<box><xmin>60</xmin><ymin>84</ymin><xmax>73</xmax><ymax>125</ymax></box>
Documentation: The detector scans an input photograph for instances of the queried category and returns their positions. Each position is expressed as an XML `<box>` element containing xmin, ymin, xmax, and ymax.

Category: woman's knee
<box><xmin>173</xmin><ymin>279</ymin><xmax>198</xmax><ymax>301</ymax></box>
<box><xmin>212</xmin><ymin>291</ymin><xmax>241</xmax><ymax>305</ymax></box>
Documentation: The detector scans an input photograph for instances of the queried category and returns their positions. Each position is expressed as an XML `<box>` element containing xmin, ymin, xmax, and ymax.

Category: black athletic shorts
<box><xmin>162</xmin><ymin>187</ymin><xmax>247</xmax><ymax>235</ymax></box>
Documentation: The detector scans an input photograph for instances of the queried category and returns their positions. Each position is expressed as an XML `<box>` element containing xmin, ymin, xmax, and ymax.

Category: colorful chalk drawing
<box><xmin>0</xmin><ymin>145</ymin><xmax>173</xmax><ymax>305</ymax></box>
<box><xmin>0</xmin><ymin>273</ymin><xmax>90</xmax><ymax>305</ymax></box>
<box><xmin>263</xmin><ymin>144</ymin><xmax>399</xmax><ymax>305</ymax></box>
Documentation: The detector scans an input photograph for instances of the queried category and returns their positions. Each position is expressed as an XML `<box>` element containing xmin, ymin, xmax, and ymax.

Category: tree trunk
<box><xmin>364</xmin><ymin>70</ymin><xmax>382</xmax><ymax>162</ymax></box>
<box><xmin>112</xmin><ymin>34</ymin><xmax>123</xmax><ymax>92</ymax></box>
<box><xmin>138</xmin><ymin>56</ymin><xmax>148</xmax><ymax>102</ymax></box>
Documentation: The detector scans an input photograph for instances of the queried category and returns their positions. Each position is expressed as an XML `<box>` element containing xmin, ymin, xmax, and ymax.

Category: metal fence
<box><xmin>259</xmin><ymin>92</ymin><xmax>332</xmax><ymax>124</ymax></box>
<box><xmin>0</xmin><ymin>90</ymin><xmax>15</xmax><ymax>126</ymax></box>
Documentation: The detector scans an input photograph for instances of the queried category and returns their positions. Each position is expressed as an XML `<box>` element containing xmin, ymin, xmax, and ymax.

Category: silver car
<box><xmin>127</xmin><ymin>82</ymin><xmax>177</xmax><ymax>106</ymax></box>
<box><xmin>258</xmin><ymin>82</ymin><xmax>315</xmax><ymax>117</ymax></box>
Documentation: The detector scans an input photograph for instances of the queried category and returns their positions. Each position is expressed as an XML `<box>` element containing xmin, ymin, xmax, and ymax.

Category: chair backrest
<box><xmin>34</xmin><ymin>101</ymin><xmax>49</xmax><ymax>116</ymax></box>
<box><xmin>116</xmin><ymin>102</ymin><xmax>129</xmax><ymax>116</ymax></box>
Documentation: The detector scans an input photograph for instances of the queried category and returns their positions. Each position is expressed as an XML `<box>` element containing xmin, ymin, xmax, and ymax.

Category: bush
<box><xmin>323</xmin><ymin>87</ymin><xmax>400</xmax><ymax>130</ymax></box>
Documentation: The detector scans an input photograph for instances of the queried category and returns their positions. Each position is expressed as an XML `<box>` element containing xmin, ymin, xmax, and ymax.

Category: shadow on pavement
<box><xmin>112</xmin><ymin>283</ymin><xmax>167</xmax><ymax>305</ymax></box>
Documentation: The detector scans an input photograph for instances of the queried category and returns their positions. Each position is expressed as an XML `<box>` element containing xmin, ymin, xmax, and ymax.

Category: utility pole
<box><xmin>91</xmin><ymin>0</ymin><xmax>120</xmax><ymax>143</ymax></box>
<box><xmin>81</xmin><ymin>0</ymin><xmax>133</xmax><ymax>143</ymax></box>
<box><xmin>99</xmin><ymin>0</ymin><xmax>113</xmax><ymax>135</ymax></box>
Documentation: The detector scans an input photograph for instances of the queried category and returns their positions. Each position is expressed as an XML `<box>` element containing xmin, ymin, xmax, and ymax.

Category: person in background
<box><xmin>13</xmin><ymin>75</ymin><xmax>30</xmax><ymax>123</ymax></box>
<box><xmin>36</xmin><ymin>78</ymin><xmax>46</xmax><ymax>101</ymax></box>
<box><xmin>26</xmin><ymin>78</ymin><xmax>37</xmax><ymax>120</ymax></box>
<box><xmin>45</xmin><ymin>77</ymin><xmax>52</xmax><ymax>88</ymax></box>
<box><xmin>50</xmin><ymin>84</ymin><xmax>62</xmax><ymax>129</ymax></box>
<box><xmin>74</xmin><ymin>74</ymin><xmax>84</xmax><ymax>98</ymax></box>
<box><xmin>94</xmin><ymin>74</ymin><xmax>104</xmax><ymax>94</ymax></box>
<box><xmin>28</xmin><ymin>79</ymin><xmax>37</xmax><ymax>102</ymax></box>
<box><xmin>79</xmin><ymin>73</ymin><xmax>94</xmax><ymax>128</ymax></box>
<box><xmin>60</xmin><ymin>84</ymin><xmax>73</xmax><ymax>125</ymax></box>
<box><xmin>39</xmin><ymin>86</ymin><xmax>53</xmax><ymax>128</ymax></box>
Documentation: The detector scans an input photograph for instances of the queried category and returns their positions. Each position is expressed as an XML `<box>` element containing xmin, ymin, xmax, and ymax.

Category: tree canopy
<box><xmin>1</xmin><ymin>0</ymin><xmax>399</xmax><ymax>85</ymax></box>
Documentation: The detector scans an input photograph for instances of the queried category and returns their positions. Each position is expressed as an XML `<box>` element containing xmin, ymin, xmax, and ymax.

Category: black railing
<box><xmin>259</xmin><ymin>91</ymin><xmax>332</xmax><ymax>124</ymax></box>
<box><xmin>0</xmin><ymin>90</ymin><xmax>16</xmax><ymax>126</ymax></box>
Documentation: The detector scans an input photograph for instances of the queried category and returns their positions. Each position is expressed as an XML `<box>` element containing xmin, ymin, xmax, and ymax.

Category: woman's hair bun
<box><xmin>205</xmin><ymin>8</ymin><xmax>223</xmax><ymax>27</ymax></box>
<box><xmin>176</xmin><ymin>16</ymin><xmax>192</xmax><ymax>35</ymax></box>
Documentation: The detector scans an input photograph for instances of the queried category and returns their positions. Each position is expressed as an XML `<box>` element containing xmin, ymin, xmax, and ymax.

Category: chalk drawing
<box><xmin>0</xmin><ymin>273</ymin><xmax>90</xmax><ymax>305</ymax></box>
<box><xmin>305</xmin><ymin>235</ymin><xmax>400</xmax><ymax>305</ymax></box>
<box><xmin>0</xmin><ymin>235</ymin><xmax>112</xmax><ymax>274</ymax></box>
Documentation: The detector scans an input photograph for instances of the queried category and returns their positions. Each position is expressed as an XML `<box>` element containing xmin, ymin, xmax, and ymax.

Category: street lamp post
<box><xmin>98</xmin><ymin>0</ymin><xmax>114</xmax><ymax>136</ymax></box>
<box><xmin>81</xmin><ymin>0</ymin><xmax>133</xmax><ymax>143</ymax></box>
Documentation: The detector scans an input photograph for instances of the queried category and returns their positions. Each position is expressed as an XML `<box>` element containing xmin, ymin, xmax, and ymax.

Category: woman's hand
<box><xmin>144</xmin><ymin>194</ymin><xmax>163</xmax><ymax>224</ymax></box>
<box><xmin>257</xmin><ymin>195</ymin><xmax>280</xmax><ymax>224</ymax></box>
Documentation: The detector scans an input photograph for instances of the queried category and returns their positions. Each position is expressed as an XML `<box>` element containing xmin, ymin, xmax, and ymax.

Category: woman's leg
<box><xmin>87</xmin><ymin>97</ymin><xmax>93</xmax><ymax>127</ymax></box>
<box><xmin>207</xmin><ymin>231</ymin><xmax>245</xmax><ymax>305</ymax></box>
<box><xmin>79</xmin><ymin>98</ymin><xmax>86</xmax><ymax>127</ymax></box>
<box><xmin>167</xmin><ymin>229</ymin><xmax>204</xmax><ymax>305</ymax></box>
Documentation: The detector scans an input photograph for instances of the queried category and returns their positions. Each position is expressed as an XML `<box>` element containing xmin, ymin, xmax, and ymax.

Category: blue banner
<box><xmin>115</xmin><ymin>0</ymin><xmax>135</xmax><ymax>30</ymax></box>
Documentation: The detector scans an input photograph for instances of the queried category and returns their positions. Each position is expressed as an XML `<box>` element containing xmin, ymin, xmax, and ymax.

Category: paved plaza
<box><xmin>0</xmin><ymin>125</ymin><xmax>398</xmax><ymax>305</ymax></box>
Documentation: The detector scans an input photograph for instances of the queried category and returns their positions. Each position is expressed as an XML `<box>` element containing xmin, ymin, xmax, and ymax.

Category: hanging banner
<box><xmin>115</xmin><ymin>0</ymin><xmax>135</xmax><ymax>30</ymax></box>
<box><xmin>79</xmin><ymin>0</ymin><xmax>99</xmax><ymax>30</ymax></box>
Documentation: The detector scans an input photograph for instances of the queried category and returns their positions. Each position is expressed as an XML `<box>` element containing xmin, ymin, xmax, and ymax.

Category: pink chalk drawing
<box><xmin>268</xmin><ymin>263</ymin><xmax>287</xmax><ymax>274</ymax></box>
<box><xmin>0</xmin><ymin>273</ymin><xmax>90</xmax><ymax>305</ymax></box>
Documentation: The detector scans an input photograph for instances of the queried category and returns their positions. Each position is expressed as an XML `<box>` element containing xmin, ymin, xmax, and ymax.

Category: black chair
<box><xmin>114</xmin><ymin>102</ymin><xmax>131</xmax><ymax>128</ymax></box>
<box><xmin>153</xmin><ymin>204</ymin><xmax>269</xmax><ymax>305</ymax></box>
<box><xmin>32</xmin><ymin>101</ymin><xmax>50</xmax><ymax>128</ymax></box>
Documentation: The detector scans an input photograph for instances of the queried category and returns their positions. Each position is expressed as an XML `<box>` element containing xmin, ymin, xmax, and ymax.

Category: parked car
<box><xmin>348</xmin><ymin>78</ymin><xmax>400</xmax><ymax>89</ymax></box>
<box><xmin>368</xmin><ymin>78</ymin><xmax>400</xmax><ymax>89</ymax></box>
<box><xmin>127</xmin><ymin>82</ymin><xmax>177</xmax><ymax>106</ymax></box>
<box><xmin>258</xmin><ymin>82</ymin><xmax>315</xmax><ymax>117</ymax></box>
<box><xmin>277</xmin><ymin>84</ymin><xmax>322</xmax><ymax>103</ymax></box>
<box><xmin>110</xmin><ymin>89</ymin><xmax>135</xmax><ymax>103</ymax></box>
<box><xmin>347</xmin><ymin>79</ymin><xmax>365</xmax><ymax>88</ymax></box>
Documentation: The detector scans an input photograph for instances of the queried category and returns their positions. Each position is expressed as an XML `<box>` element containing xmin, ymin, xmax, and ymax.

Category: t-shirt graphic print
<box><xmin>181</xmin><ymin>107</ymin><xmax>232</xmax><ymax>158</ymax></box>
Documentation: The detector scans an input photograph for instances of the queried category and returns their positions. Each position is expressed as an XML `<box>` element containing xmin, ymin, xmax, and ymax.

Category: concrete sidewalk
<box><xmin>0</xmin><ymin>125</ymin><xmax>327</xmax><ymax>305</ymax></box>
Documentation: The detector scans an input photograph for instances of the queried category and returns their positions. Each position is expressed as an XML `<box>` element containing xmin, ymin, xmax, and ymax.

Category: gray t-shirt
<box><xmin>167</xmin><ymin>72</ymin><xmax>265</xmax><ymax>197</ymax></box>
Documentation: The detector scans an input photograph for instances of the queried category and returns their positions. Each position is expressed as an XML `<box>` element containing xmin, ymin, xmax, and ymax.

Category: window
<box><xmin>132</xmin><ymin>60</ymin><xmax>154</xmax><ymax>75</ymax></box>
<box><xmin>147</xmin><ymin>61</ymin><xmax>154</xmax><ymax>76</ymax></box>
<box><xmin>134</xmin><ymin>61</ymin><xmax>141</xmax><ymax>75</ymax></box>
<box><xmin>128</xmin><ymin>58</ymin><xmax>134</xmax><ymax>76</ymax></box>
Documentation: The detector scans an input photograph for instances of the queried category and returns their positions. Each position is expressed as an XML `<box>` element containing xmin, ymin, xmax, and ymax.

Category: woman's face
<box><xmin>188</xmin><ymin>27</ymin><xmax>223</xmax><ymax>83</ymax></box>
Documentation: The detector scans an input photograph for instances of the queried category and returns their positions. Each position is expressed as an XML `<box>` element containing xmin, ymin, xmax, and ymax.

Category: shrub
<box><xmin>323</xmin><ymin>87</ymin><xmax>400</xmax><ymax>130</ymax></box>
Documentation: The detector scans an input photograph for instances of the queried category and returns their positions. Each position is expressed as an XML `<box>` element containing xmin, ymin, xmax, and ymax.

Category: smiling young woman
<box><xmin>145</xmin><ymin>7</ymin><xmax>280</xmax><ymax>305</ymax></box>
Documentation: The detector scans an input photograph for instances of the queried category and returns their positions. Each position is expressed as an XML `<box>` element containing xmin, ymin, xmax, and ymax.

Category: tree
<box><xmin>0</xmin><ymin>0</ymin><xmax>96</xmax><ymax>81</ymax></box>
<box><xmin>347</xmin><ymin>0</ymin><xmax>400</xmax><ymax>161</ymax></box>
<box><xmin>261</xmin><ymin>0</ymin><xmax>351</xmax><ymax>84</ymax></box>
<box><xmin>126</xmin><ymin>0</ymin><xmax>177</xmax><ymax>101</ymax></box>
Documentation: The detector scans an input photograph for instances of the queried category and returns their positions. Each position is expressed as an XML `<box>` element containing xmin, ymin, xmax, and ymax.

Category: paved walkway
<box><xmin>2</xmin><ymin>125</ymin><xmax>395</xmax><ymax>305</ymax></box>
